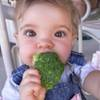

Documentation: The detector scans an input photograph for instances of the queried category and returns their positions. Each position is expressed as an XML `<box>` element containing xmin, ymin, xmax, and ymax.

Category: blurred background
<box><xmin>0</xmin><ymin>0</ymin><xmax>100</xmax><ymax>99</ymax></box>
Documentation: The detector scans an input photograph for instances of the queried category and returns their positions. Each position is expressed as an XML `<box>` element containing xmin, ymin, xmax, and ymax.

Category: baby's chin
<box><xmin>60</xmin><ymin>57</ymin><xmax>67</xmax><ymax>64</ymax></box>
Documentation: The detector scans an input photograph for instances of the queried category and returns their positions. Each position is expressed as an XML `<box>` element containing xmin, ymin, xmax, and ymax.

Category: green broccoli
<box><xmin>32</xmin><ymin>52</ymin><xmax>64</xmax><ymax>90</ymax></box>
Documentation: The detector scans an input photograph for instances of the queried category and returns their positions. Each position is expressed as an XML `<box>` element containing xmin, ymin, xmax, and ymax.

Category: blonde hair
<box><xmin>15</xmin><ymin>0</ymin><xmax>80</xmax><ymax>36</ymax></box>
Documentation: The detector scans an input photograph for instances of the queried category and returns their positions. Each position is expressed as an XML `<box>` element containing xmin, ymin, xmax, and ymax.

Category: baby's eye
<box><xmin>24</xmin><ymin>30</ymin><xmax>36</xmax><ymax>37</ymax></box>
<box><xmin>54</xmin><ymin>31</ymin><xmax>66</xmax><ymax>38</ymax></box>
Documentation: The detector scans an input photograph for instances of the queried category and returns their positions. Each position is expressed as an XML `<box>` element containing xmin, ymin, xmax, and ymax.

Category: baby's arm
<box><xmin>19</xmin><ymin>68</ymin><xmax>46</xmax><ymax>100</ymax></box>
<box><xmin>83</xmin><ymin>70</ymin><xmax>100</xmax><ymax>99</ymax></box>
<box><xmin>82</xmin><ymin>51</ymin><xmax>100</xmax><ymax>99</ymax></box>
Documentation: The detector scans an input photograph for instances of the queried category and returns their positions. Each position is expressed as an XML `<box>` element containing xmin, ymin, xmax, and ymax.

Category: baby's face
<box><xmin>16</xmin><ymin>3</ymin><xmax>75</xmax><ymax>66</ymax></box>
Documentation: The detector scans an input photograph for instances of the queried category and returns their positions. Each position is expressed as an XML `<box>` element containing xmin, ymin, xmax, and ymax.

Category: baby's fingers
<box><xmin>20</xmin><ymin>82</ymin><xmax>40</xmax><ymax>93</ymax></box>
<box><xmin>21</xmin><ymin>74</ymin><xmax>41</xmax><ymax>85</ymax></box>
<box><xmin>21</xmin><ymin>69</ymin><xmax>41</xmax><ymax>85</ymax></box>
<box><xmin>19</xmin><ymin>68</ymin><xmax>46</xmax><ymax>100</ymax></box>
<box><xmin>19</xmin><ymin>82</ymin><xmax>38</xmax><ymax>100</ymax></box>
<box><xmin>23</xmin><ymin>68</ymin><xmax>41</xmax><ymax>79</ymax></box>
<box><xmin>20</xmin><ymin>81</ymin><xmax>46</xmax><ymax>98</ymax></box>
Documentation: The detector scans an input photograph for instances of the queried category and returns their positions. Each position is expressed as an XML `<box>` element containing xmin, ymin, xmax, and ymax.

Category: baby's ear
<box><xmin>73</xmin><ymin>33</ymin><xmax>77</xmax><ymax>39</ymax></box>
<box><xmin>14</xmin><ymin>32</ymin><xmax>19</xmax><ymax>40</ymax></box>
<box><xmin>72</xmin><ymin>36</ymin><xmax>77</xmax><ymax>46</ymax></box>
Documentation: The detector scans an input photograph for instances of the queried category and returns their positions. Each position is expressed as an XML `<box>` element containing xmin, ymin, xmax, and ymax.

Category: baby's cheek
<box><xmin>61</xmin><ymin>46</ymin><xmax>72</xmax><ymax>63</ymax></box>
<box><xmin>62</xmin><ymin>51</ymin><xmax>71</xmax><ymax>63</ymax></box>
<box><xmin>19</xmin><ymin>46</ymin><xmax>36</xmax><ymax>65</ymax></box>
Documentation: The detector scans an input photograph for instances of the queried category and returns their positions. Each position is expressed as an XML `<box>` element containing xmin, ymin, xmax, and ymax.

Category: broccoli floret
<box><xmin>32</xmin><ymin>52</ymin><xmax>64</xmax><ymax>90</ymax></box>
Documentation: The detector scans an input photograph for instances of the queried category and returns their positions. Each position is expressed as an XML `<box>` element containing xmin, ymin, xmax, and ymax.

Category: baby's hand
<box><xmin>19</xmin><ymin>68</ymin><xmax>46</xmax><ymax>100</ymax></box>
<box><xmin>91</xmin><ymin>51</ymin><xmax>100</xmax><ymax>70</ymax></box>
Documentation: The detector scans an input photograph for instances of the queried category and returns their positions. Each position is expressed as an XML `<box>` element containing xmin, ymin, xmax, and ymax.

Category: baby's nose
<box><xmin>37</xmin><ymin>39</ymin><xmax>54</xmax><ymax>49</ymax></box>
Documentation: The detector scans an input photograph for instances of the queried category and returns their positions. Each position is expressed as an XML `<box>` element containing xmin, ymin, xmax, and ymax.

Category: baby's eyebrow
<box><xmin>58</xmin><ymin>25</ymin><xmax>72</xmax><ymax>32</ymax></box>
<box><xmin>19</xmin><ymin>24</ymin><xmax>72</xmax><ymax>32</ymax></box>
<box><xmin>19</xmin><ymin>24</ymin><xmax>36</xmax><ymax>30</ymax></box>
